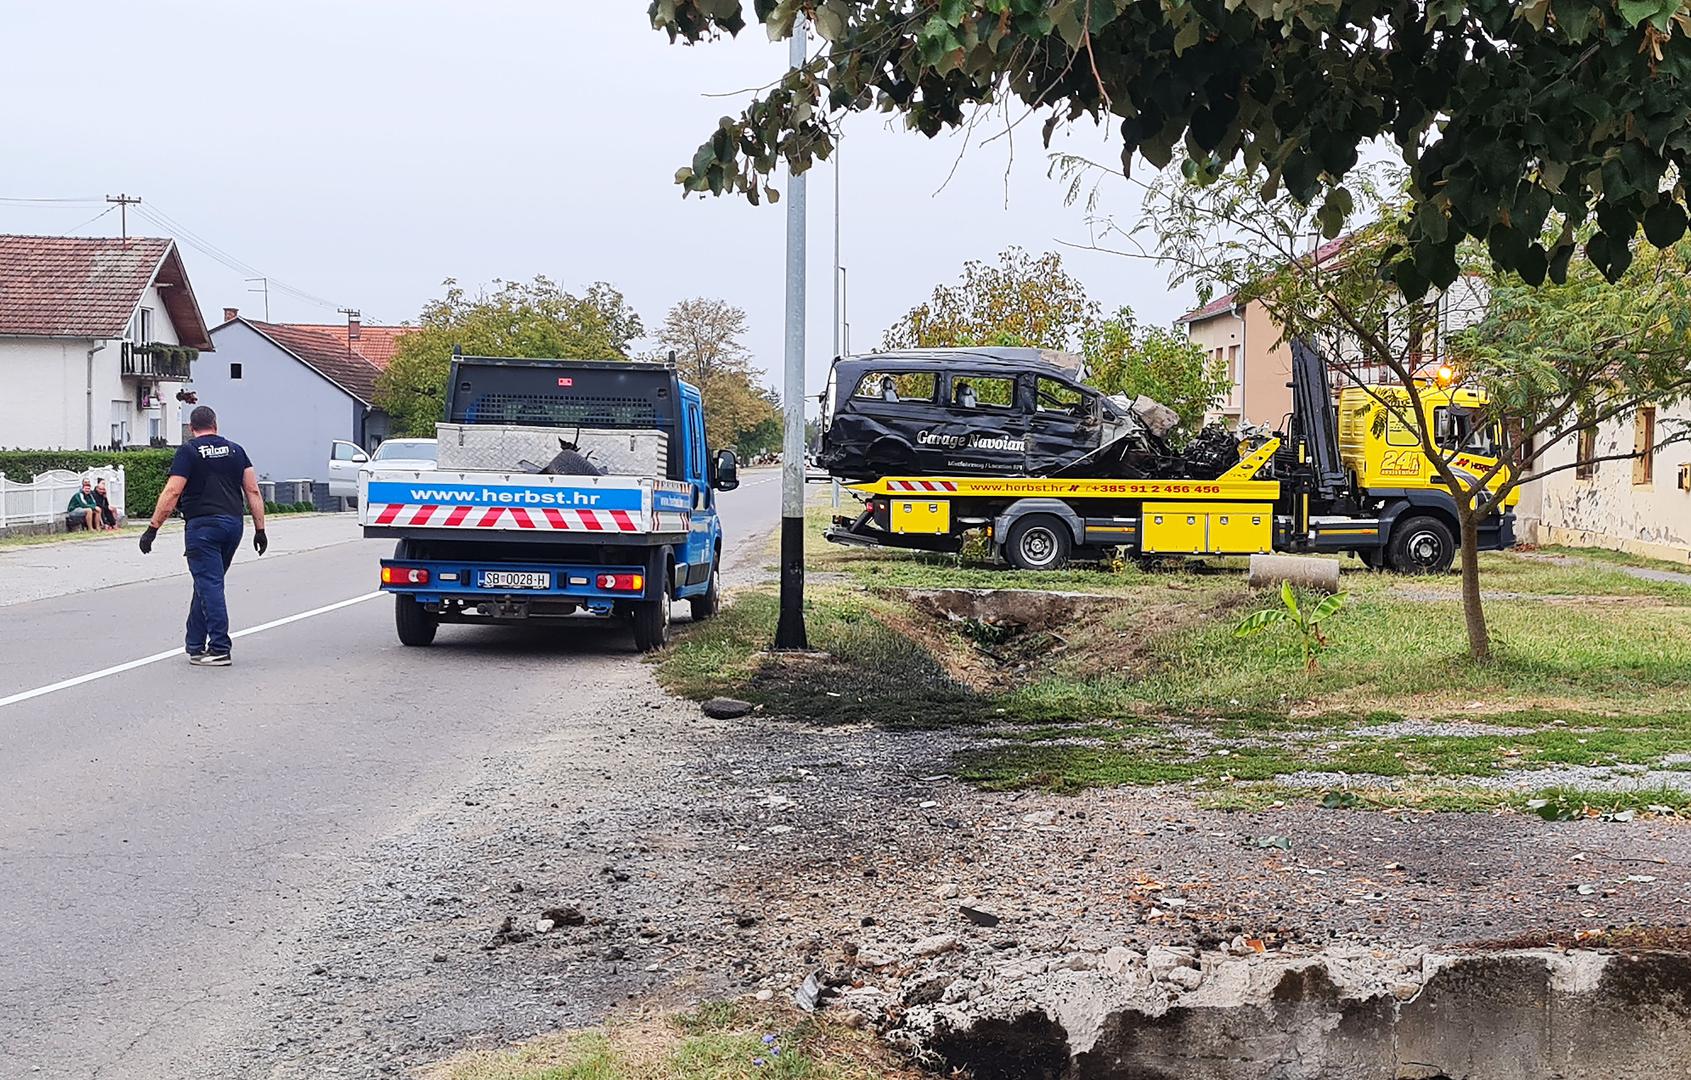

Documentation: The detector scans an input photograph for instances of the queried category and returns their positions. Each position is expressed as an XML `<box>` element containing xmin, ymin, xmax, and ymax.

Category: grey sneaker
<box><xmin>190</xmin><ymin>652</ymin><xmax>232</xmax><ymax>667</ymax></box>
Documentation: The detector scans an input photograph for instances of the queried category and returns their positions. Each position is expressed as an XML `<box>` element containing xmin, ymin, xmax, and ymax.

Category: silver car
<box><xmin>328</xmin><ymin>438</ymin><xmax>437</xmax><ymax>497</ymax></box>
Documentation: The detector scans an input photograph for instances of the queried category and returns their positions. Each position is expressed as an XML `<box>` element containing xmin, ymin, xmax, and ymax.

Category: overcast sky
<box><xmin>2</xmin><ymin>1</ymin><xmax>1188</xmax><ymax>395</ymax></box>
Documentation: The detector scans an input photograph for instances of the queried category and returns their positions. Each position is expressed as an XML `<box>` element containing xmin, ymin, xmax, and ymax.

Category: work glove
<box><xmin>139</xmin><ymin>526</ymin><xmax>157</xmax><ymax>555</ymax></box>
<box><xmin>253</xmin><ymin>529</ymin><xmax>268</xmax><ymax>556</ymax></box>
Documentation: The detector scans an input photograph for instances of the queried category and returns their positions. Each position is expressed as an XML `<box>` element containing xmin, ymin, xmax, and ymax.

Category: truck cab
<box><xmin>1338</xmin><ymin>384</ymin><xmax>1518</xmax><ymax>507</ymax></box>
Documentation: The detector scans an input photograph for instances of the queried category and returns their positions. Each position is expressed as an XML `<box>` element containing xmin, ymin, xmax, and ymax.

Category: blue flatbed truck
<box><xmin>359</xmin><ymin>357</ymin><xmax>740</xmax><ymax>652</ymax></box>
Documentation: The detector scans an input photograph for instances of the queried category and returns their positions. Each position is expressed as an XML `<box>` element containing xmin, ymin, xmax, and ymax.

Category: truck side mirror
<box><xmin>713</xmin><ymin>448</ymin><xmax>740</xmax><ymax>491</ymax></box>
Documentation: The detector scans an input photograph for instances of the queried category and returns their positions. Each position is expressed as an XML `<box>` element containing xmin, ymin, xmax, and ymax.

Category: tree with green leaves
<box><xmin>882</xmin><ymin>246</ymin><xmax>1097</xmax><ymax>353</ymax></box>
<box><xmin>1138</xmin><ymin>160</ymin><xmax>1691</xmax><ymax>661</ymax></box>
<box><xmin>1082</xmin><ymin>306</ymin><xmax>1229</xmax><ymax>434</ymax></box>
<box><xmin>377</xmin><ymin>277</ymin><xmax>643</xmax><ymax>437</ymax></box>
<box><xmin>653</xmin><ymin>297</ymin><xmax>782</xmax><ymax>451</ymax></box>
<box><xmin>652</xmin><ymin>0</ymin><xmax>1691</xmax><ymax>295</ymax></box>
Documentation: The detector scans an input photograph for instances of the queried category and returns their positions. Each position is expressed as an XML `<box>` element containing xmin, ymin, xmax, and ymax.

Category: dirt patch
<box><xmin>886</xmin><ymin>586</ymin><xmax>1252</xmax><ymax>688</ymax></box>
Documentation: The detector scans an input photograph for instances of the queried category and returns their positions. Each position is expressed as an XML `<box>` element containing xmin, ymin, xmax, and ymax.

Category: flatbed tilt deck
<box><xmin>822</xmin><ymin>342</ymin><xmax>1517</xmax><ymax>572</ymax></box>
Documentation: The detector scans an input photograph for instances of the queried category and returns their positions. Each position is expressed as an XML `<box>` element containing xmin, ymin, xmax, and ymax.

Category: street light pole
<box><xmin>833</xmin><ymin>132</ymin><xmax>842</xmax><ymax>359</ymax></box>
<box><xmin>774</xmin><ymin>16</ymin><xmax>810</xmax><ymax>651</ymax></box>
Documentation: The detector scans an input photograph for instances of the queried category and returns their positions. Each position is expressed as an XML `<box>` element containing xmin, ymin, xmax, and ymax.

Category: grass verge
<box><xmin>423</xmin><ymin>1003</ymin><xmax>911</xmax><ymax>1080</ymax></box>
<box><xmin>663</xmin><ymin>501</ymin><xmax>1691</xmax><ymax>809</ymax></box>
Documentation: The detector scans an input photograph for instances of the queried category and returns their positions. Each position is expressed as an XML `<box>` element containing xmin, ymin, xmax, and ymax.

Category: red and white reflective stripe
<box><xmin>886</xmin><ymin>479</ymin><xmax>957</xmax><ymax>492</ymax></box>
<box><xmin>368</xmin><ymin>504</ymin><xmax>643</xmax><ymax>532</ymax></box>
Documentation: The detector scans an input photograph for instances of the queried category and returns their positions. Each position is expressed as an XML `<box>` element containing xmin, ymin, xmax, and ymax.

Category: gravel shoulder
<box><xmin>233</xmin><ymin>683</ymin><xmax>1691</xmax><ymax>1078</ymax></box>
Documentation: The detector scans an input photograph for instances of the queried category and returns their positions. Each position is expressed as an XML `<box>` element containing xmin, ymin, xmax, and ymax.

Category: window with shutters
<box><xmin>1634</xmin><ymin>407</ymin><xmax>1655</xmax><ymax>486</ymax></box>
<box><xmin>1575</xmin><ymin>416</ymin><xmax>1597</xmax><ymax>480</ymax></box>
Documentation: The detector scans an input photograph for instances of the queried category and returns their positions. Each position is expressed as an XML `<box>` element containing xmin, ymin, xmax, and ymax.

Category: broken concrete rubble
<box><xmin>888</xmin><ymin>946</ymin><xmax>1691</xmax><ymax>1080</ymax></box>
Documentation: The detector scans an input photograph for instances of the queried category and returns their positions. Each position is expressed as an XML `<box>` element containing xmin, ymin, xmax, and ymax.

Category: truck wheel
<box><xmin>395</xmin><ymin>595</ymin><xmax>438</xmax><ymax>646</ymax></box>
<box><xmin>632</xmin><ymin>567</ymin><xmax>673</xmax><ymax>652</ymax></box>
<box><xmin>689</xmin><ymin>560</ymin><xmax>721</xmax><ymax>621</ymax></box>
<box><xmin>1356</xmin><ymin>547</ymin><xmax>1383</xmax><ymax>570</ymax></box>
<box><xmin>1004</xmin><ymin>515</ymin><xmax>1072</xmax><ymax>571</ymax></box>
<box><xmin>1386</xmin><ymin>515</ymin><xmax>1455</xmax><ymax>575</ymax></box>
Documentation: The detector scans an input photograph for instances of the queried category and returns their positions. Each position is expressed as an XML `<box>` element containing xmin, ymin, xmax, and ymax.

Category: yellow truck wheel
<box><xmin>1387</xmin><ymin>515</ymin><xmax>1455</xmax><ymax>574</ymax></box>
<box><xmin>1004</xmin><ymin>515</ymin><xmax>1072</xmax><ymax>571</ymax></box>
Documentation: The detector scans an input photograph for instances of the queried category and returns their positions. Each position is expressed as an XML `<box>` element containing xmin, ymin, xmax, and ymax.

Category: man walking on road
<box><xmin>139</xmin><ymin>406</ymin><xmax>269</xmax><ymax>666</ymax></box>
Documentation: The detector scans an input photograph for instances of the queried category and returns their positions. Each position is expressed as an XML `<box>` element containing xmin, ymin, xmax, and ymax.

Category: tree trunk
<box><xmin>1457</xmin><ymin>505</ymin><xmax>1491</xmax><ymax>662</ymax></box>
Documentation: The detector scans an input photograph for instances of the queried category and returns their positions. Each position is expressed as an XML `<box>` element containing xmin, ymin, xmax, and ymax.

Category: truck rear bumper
<box><xmin>378</xmin><ymin>557</ymin><xmax>655</xmax><ymax>609</ymax></box>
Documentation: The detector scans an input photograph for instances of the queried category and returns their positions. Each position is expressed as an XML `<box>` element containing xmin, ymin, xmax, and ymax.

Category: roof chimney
<box><xmin>347</xmin><ymin>314</ymin><xmax>361</xmax><ymax>340</ymax></box>
<box><xmin>223</xmin><ymin>307</ymin><xmax>239</xmax><ymax>323</ymax></box>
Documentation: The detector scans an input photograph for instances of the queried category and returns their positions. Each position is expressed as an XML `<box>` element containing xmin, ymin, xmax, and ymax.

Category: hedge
<box><xmin>0</xmin><ymin>449</ymin><xmax>176</xmax><ymax>517</ymax></box>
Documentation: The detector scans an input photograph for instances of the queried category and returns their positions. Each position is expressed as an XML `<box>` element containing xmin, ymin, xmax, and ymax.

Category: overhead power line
<box><xmin>0</xmin><ymin>195</ymin><xmax>105</xmax><ymax>205</ymax></box>
<box><xmin>133</xmin><ymin>202</ymin><xmax>373</xmax><ymax>320</ymax></box>
<box><xmin>4</xmin><ymin>191</ymin><xmax>377</xmax><ymax>321</ymax></box>
<box><xmin>64</xmin><ymin>205</ymin><xmax>118</xmax><ymax>234</ymax></box>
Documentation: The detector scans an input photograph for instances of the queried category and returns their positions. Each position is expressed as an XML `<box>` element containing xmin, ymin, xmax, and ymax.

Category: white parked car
<box><xmin>328</xmin><ymin>438</ymin><xmax>437</xmax><ymax>497</ymax></box>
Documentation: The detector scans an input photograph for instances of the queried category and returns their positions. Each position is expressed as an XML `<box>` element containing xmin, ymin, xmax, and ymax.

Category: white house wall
<box><xmin>1527</xmin><ymin>403</ymin><xmax>1691</xmax><ymax>563</ymax></box>
<box><xmin>0</xmin><ymin>338</ymin><xmax>102</xmax><ymax>449</ymax></box>
<box><xmin>193</xmin><ymin>321</ymin><xmax>359</xmax><ymax>483</ymax></box>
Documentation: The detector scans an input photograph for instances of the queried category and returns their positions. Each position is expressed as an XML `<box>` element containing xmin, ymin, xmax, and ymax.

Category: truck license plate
<box><xmin>479</xmin><ymin>571</ymin><xmax>551</xmax><ymax>590</ymax></box>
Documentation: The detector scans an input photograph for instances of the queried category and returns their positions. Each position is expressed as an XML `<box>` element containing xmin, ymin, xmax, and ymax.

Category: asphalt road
<box><xmin>0</xmin><ymin>469</ymin><xmax>782</xmax><ymax>1079</ymax></box>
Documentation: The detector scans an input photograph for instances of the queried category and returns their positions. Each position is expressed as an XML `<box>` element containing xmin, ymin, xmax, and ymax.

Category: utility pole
<box><xmin>774</xmin><ymin>16</ymin><xmax>810</xmax><ymax>651</ymax></box>
<box><xmin>245</xmin><ymin>277</ymin><xmax>270</xmax><ymax>321</ymax></box>
<box><xmin>105</xmin><ymin>193</ymin><xmax>141</xmax><ymax>239</ymax></box>
<box><xmin>831</xmin><ymin>135</ymin><xmax>844</xmax><ymax>511</ymax></box>
<box><xmin>833</xmin><ymin>133</ymin><xmax>842</xmax><ymax>359</ymax></box>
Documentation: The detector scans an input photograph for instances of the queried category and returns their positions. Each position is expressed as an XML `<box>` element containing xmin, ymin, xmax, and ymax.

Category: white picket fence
<box><xmin>0</xmin><ymin>466</ymin><xmax>127</xmax><ymax>528</ymax></box>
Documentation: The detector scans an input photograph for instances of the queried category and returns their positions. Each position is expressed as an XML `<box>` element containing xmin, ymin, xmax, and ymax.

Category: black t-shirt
<box><xmin>170</xmin><ymin>435</ymin><xmax>253</xmax><ymax>519</ymax></box>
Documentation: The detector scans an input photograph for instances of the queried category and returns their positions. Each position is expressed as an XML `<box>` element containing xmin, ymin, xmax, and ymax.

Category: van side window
<box><xmin>952</xmin><ymin>376</ymin><xmax>1015</xmax><ymax>409</ymax></box>
<box><xmin>1036</xmin><ymin>377</ymin><xmax>1084</xmax><ymax>414</ymax></box>
<box><xmin>854</xmin><ymin>371</ymin><xmax>936</xmax><ymax>403</ymax></box>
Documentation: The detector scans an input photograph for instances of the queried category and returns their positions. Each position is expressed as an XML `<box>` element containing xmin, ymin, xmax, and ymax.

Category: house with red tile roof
<box><xmin>0</xmin><ymin>235</ymin><xmax>213</xmax><ymax>449</ymax></box>
<box><xmin>193</xmin><ymin>310</ymin><xmax>412</xmax><ymax>483</ymax></box>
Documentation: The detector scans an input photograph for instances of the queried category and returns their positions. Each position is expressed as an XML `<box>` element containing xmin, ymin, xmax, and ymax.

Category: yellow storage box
<box><xmin>889</xmin><ymin>498</ymin><xmax>951</xmax><ymax>534</ymax></box>
<box><xmin>1143</xmin><ymin>502</ymin><xmax>1273</xmax><ymax>554</ymax></box>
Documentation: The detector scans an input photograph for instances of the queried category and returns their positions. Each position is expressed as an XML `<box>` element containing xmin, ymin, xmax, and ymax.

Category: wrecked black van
<box><xmin>816</xmin><ymin>347</ymin><xmax>1182</xmax><ymax>480</ymax></box>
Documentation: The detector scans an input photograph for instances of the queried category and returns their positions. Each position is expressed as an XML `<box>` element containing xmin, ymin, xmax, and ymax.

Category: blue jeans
<box><xmin>184</xmin><ymin>515</ymin><xmax>243</xmax><ymax>655</ymax></box>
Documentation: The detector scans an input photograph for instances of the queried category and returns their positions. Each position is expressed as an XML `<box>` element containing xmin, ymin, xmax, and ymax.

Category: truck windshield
<box><xmin>1435</xmin><ymin>407</ymin><xmax>1497</xmax><ymax>457</ymax></box>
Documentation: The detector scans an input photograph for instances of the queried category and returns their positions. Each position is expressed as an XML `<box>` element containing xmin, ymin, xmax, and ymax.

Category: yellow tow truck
<box><xmin>822</xmin><ymin>342</ymin><xmax>1518</xmax><ymax>572</ymax></box>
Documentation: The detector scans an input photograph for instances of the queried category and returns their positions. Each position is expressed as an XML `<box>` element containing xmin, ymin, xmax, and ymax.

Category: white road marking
<box><xmin>0</xmin><ymin>591</ymin><xmax>382</xmax><ymax>710</ymax></box>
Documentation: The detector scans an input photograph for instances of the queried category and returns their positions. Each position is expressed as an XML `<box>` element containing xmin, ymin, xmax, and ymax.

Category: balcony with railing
<box><xmin>121</xmin><ymin>341</ymin><xmax>197</xmax><ymax>381</ymax></box>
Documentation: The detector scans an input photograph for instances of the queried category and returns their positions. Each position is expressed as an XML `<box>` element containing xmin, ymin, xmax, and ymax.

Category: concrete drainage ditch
<box><xmin>890</xmin><ymin>947</ymin><xmax>1691</xmax><ymax>1080</ymax></box>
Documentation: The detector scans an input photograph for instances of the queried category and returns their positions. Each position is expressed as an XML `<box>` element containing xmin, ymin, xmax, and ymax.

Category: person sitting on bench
<box><xmin>66</xmin><ymin>481</ymin><xmax>100</xmax><ymax>531</ymax></box>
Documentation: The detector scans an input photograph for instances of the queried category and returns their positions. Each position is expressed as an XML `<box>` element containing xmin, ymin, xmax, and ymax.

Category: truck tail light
<box><xmin>382</xmin><ymin>566</ymin><xmax>429</xmax><ymax>585</ymax></box>
<box><xmin>597</xmin><ymin>573</ymin><xmax>644</xmax><ymax>592</ymax></box>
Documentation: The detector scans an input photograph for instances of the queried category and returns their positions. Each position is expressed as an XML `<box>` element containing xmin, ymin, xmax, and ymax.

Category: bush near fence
<box><xmin>0</xmin><ymin>450</ymin><xmax>175</xmax><ymax>517</ymax></box>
